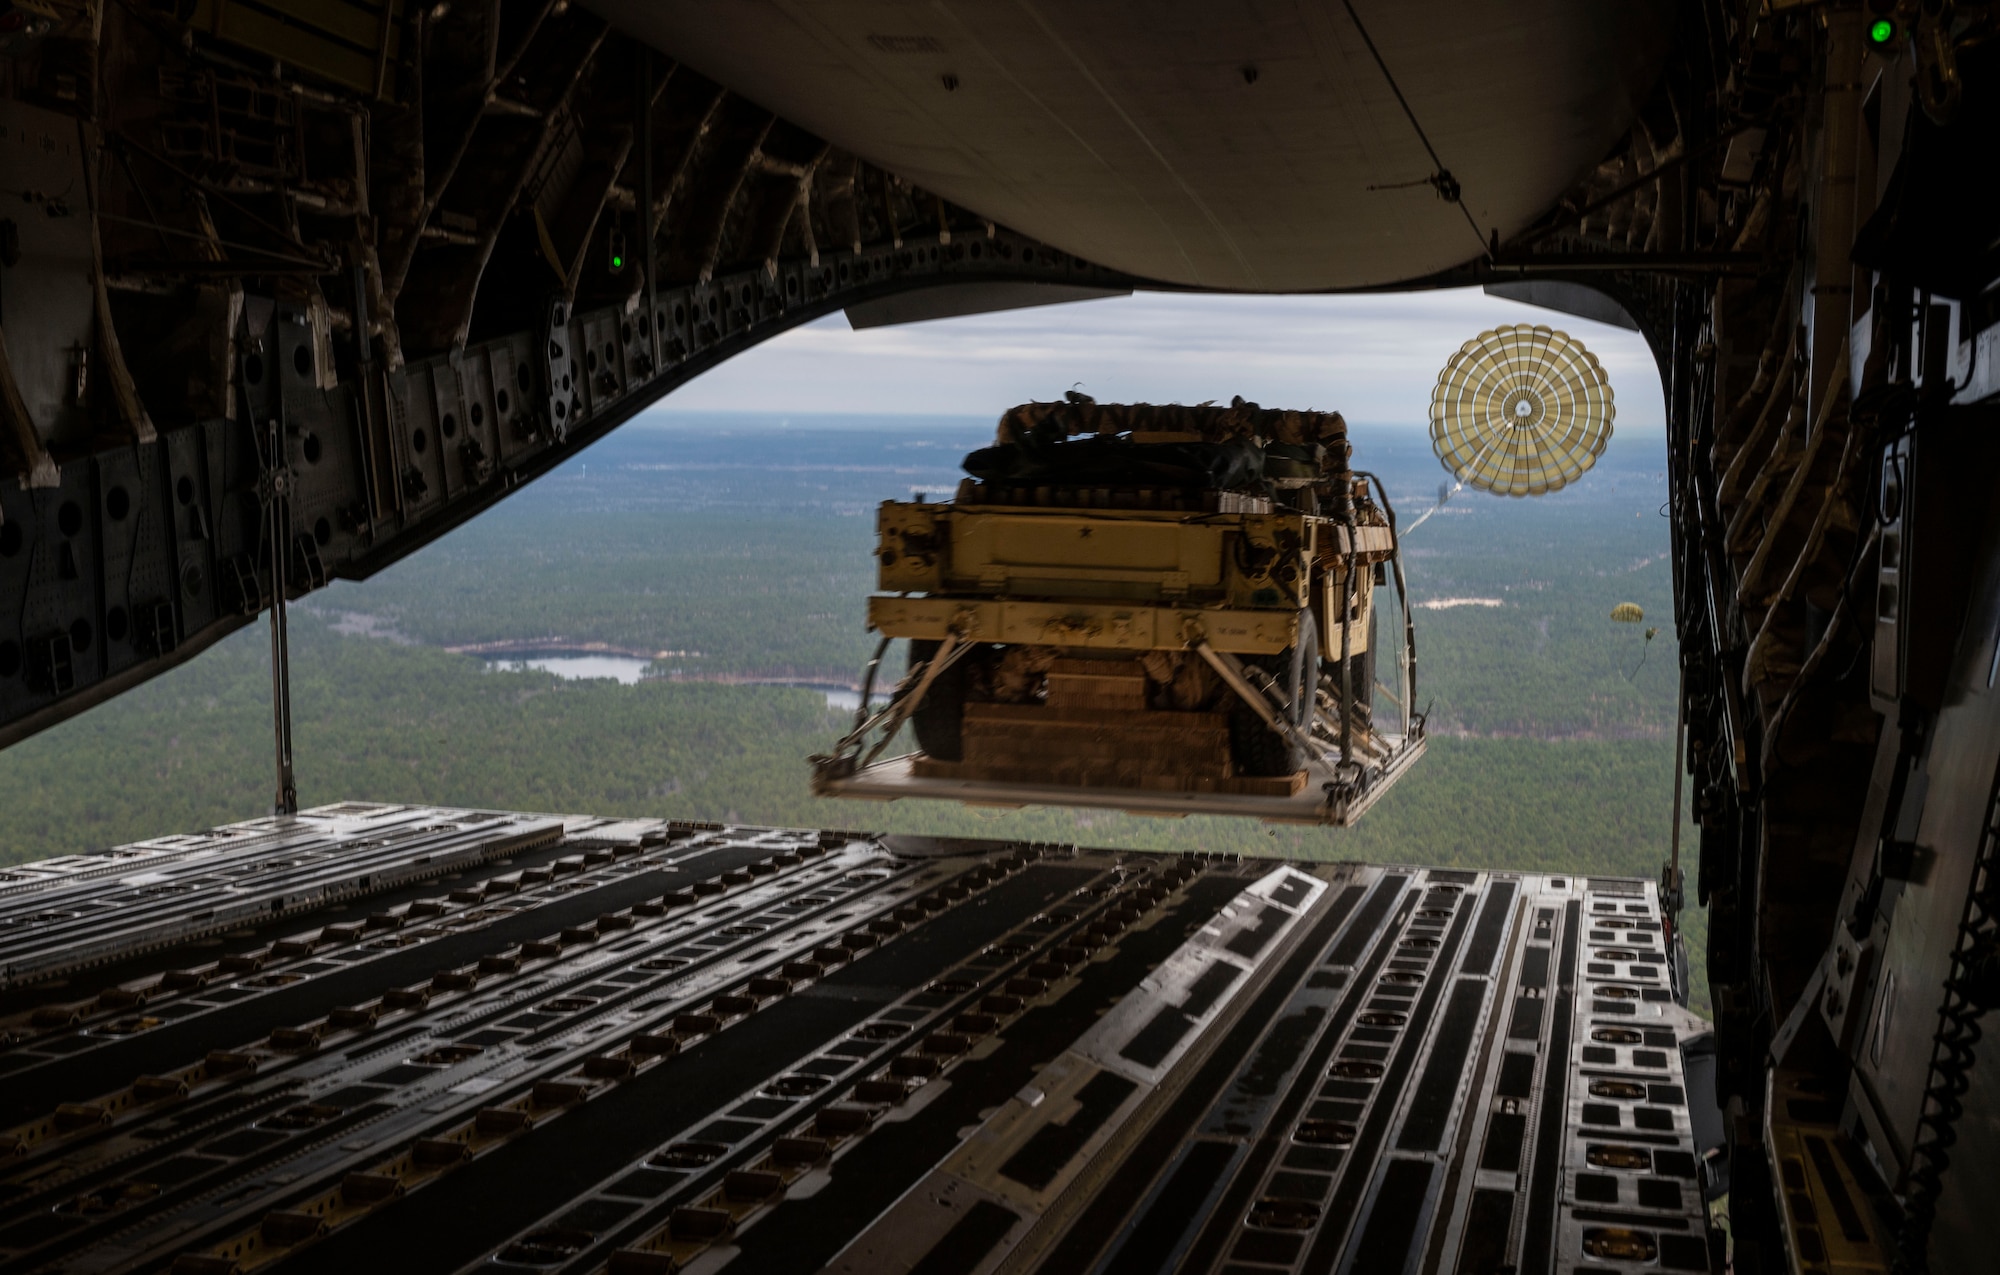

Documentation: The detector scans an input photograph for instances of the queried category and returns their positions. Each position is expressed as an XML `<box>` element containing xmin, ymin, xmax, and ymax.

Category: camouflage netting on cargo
<box><xmin>994</xmin><ymin>395</ymin><xmax>1350</xmax><ymax>450</ymax></box>
<box><xmin>959</xmin><ymin>394</ymin><xmax>1353</xmax><ymax>503</ymax></box>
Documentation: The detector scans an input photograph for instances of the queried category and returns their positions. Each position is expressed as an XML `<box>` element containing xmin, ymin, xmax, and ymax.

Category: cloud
<box><xmin>650</xmin><ymin>287</ymin><xmax>1665</xmax><ymax>433</ymax></box>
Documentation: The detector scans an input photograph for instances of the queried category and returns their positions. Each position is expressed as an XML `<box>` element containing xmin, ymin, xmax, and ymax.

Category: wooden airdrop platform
<box><xmin>818</xmin><ymin>657</ymin><xmax>1425</xmax><ymax>826</ymax></box>
<box><xmin>818</xmin><ymin>737</ymin><xmax>1422</xmax><ymax>826</ymax></box>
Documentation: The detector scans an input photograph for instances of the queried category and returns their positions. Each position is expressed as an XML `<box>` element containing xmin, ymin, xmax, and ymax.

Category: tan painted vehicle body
<box><xmin>870</xmin><ymin>503</ymin><xmax>1394</xmax><ymax>661</ymax></box>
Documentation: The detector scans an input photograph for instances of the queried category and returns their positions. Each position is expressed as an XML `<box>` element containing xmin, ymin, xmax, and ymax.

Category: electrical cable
<box><xmin>1896</xmin><ymin>749</ymin><xmax>2000</xmax><ymax>1273</ymax></box>
<box><xmin>1341</xmin><ymin>0</ymin><xmax>1490</xmax><ymax>255</ymax></box>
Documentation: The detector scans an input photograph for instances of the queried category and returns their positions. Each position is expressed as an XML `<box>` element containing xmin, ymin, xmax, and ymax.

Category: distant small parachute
<box><xmin>1608</xmin><ymin>605</ymin><xmax>1658</xmax><ymax>680</ymax></box>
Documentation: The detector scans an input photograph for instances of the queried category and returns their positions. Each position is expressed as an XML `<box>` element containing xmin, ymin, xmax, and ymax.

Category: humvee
<box><xmin>812</xmin><ymin>395</ymin><xmax>1424</xmax><ymax>824</ymax></box>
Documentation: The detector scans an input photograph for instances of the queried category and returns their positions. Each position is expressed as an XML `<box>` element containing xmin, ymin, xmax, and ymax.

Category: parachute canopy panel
<box><xmin>1429</xmin><ymin>324</ymin><xmax>1615</xmax><ymax>497</ymax></box>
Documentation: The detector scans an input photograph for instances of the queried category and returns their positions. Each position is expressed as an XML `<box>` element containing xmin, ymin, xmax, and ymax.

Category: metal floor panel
<box><xmin>0</xmin><ymin>807</ymin><xmax>1718</xmax><ymax>1275</ymax></box>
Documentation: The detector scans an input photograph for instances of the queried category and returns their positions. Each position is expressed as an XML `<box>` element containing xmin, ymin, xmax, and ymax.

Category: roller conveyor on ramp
<box><xmin>0</xmin><ymin>806</ymin><xmax>1720</xmax><ymax>1274</ymax></box>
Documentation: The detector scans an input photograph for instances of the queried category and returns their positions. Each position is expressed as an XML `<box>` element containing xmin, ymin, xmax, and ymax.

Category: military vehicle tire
<box><xmin>903</xmin><ymin>639</ymin><xmax>967</xmax><ymax>762</ymax></box>
<box><xmin>1228</xmin><ymin>610</ymin><xmax>1317</xmax><ymax>776</ymax></box>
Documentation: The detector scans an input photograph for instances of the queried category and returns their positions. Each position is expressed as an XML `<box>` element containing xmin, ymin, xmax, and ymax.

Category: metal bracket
<box><xmin>544</xmin><ymin>299</ymin><xmax>577</xmax><ymax>442</ymax></box>
<box><xmin>814</xmin><ymin>626</ymin><xmax>977</xmax><ymax>777</ymax></box>
<box><xmin>1188</xmin><ymin>634</ymin><xmax>1321</xmax><ymax>761</ymax></box>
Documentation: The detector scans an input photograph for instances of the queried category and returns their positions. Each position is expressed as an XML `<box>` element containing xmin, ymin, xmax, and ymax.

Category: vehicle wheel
<box><xmin>1228</xmin><ymin>609</ymin><xmax>1317</xmax><ymax>776</ymax></box>
<box><xmin>902</xmin><ymin>639</ymin><xmax>968</xmax><ymax>762</ymax></box>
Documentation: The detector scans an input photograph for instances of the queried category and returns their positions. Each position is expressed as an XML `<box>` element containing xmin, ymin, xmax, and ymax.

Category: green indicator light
<box><xmin>1869</xmin><ymin>18</ymin><xmax>1896</xmax><ymax>45</ymax></box>
<box><xmin>611</xmin><ymin>255</ymin><xmax>623</xmax><ymax>269</ymax></box>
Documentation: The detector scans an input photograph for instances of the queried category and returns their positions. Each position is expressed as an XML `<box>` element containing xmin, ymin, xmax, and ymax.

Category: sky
<box><xmin>647</xmin><ymin>287</ymin><xmax>1665</xmax><ymax>435</ymax></box>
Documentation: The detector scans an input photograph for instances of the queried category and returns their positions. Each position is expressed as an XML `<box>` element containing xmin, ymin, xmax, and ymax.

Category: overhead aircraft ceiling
<box><xmin>589</xmin><ymin>0</ymin><xmax>1677</xmax><ymax>291</ymax></box>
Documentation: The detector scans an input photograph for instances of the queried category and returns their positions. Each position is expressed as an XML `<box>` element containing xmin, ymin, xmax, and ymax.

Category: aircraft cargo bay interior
<box><xmin>1</xmin><ymin>2</ymin><xmax>1998</xmax><ymax>1274</ymax></box>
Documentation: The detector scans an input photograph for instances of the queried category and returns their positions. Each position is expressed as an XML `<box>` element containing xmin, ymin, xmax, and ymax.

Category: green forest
<box><xmin>0</xmin><ymin>414</ymin><xmax>1706</xmax><ymax>1007</ymax></box>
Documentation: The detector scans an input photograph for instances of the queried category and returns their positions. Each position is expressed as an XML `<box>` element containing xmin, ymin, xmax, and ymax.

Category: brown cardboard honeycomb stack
<box><xmin>912</xmin><ymin>658</ymin><xmax>1306</xmax><ymax>797</ymax></box>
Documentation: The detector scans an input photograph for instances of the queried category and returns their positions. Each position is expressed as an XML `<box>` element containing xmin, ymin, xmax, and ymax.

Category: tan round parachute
<box><xmin>1428</xmin><ymin>324</ymin><xmax>1615</xmax><ymax>497</ymax></box>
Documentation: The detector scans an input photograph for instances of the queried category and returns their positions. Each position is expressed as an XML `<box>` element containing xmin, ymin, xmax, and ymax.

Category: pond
<box><xmin>483</xmin><ymin>659</ymin><xmax>861</xmax><ymax>711</ymax></box>
<box><xmin>485</xmin><ymin>656</ymin><xmax>652</xmax><ymax>684</ymax></box>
